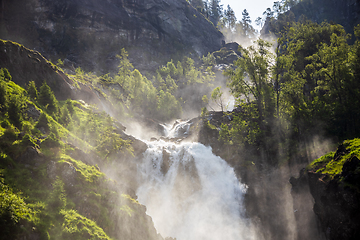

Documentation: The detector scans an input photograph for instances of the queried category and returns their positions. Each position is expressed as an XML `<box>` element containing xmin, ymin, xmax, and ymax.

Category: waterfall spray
<box><xmin>136</xmin><ymin>122</ymin><xmax>257</xmax><ymax>240</ymax></box>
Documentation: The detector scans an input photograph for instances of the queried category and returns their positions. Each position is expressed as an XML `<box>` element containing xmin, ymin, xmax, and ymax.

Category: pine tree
<box><xmin>27</xmin><ymin>81</ymin><xmax>38</xmax><ymax>100</ymax></box>
<box><xmin>0</xmin><ymin>68</ymin><xmax>12</xmax><ymax>82</ymax></box>
<box><xmin>209</xmin><ymin>0</ymin><xmax>222</xmax><ymax>26</ymax></box>
<box><xmin>0</xmin><ymin>81</ymin><xmax>7</xmax><ymax>112</ymax></box>
<box><xmin>7</xmin><ymin>95</ymin><xmax>23</xmax><ymax>129</ymax></box>
<box><xmin>224</xmin><ymin>5</ymin><xmax>236</xmax><ymax>30</ymax></box>
<box><xmin>38</xmin><ymin>82</ymin><xmax>59</xmax><ymax>116</ymax></box>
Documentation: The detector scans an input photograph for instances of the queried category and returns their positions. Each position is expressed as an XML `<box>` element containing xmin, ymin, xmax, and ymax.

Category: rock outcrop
<box><xmin>0</xmin><ymin>0</ymin><xmax>224</xmax><ymax>73</ymax></box>
<box><xmin>0</xmin><ymin>40</ymin><xmax>107</xmax><ymax>105</ymax></box>
<box><xmin>291</xmin><ymin>141</ymin><xmax>360</xmax><ymax>240</ymax></box>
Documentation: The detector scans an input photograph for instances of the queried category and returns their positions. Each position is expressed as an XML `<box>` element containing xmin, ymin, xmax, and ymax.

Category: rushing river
<box><xmin>135</xmin><ymin>121</ymin><xmax>256</xmax><ymax>240</ymax></box>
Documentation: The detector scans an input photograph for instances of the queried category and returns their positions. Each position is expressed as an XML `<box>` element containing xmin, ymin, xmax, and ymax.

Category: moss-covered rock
<box><xmin>291</xmin><ymin>139</ymin><xmax>360</xmax><ymax>240</ymax></box>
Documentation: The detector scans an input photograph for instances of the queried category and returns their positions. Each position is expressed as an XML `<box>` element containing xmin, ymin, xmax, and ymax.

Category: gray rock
<box><xmin>26</xmin><ymin>103</ymin><xmax>41</xmax><ymax>122</ymax></box>
<box><xmin>16</xmin><ymin>146</ymin><xmax>44</xmax><ymax>167</ymax></box>
<box><xmin>2</xmin><ymin>0</ymin><xmax>224</xmax><ymax>73</ymax></box>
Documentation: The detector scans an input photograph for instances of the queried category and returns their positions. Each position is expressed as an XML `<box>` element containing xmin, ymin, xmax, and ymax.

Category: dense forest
<box><xmin>1</xmin><ymin>0</ymin><xmax>360</xmax><ymax>239</ymax></box>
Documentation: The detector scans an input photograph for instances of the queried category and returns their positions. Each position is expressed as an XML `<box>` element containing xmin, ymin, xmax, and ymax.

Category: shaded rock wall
<box><xmin>0</xmin><ymin>0</ymin><xmax>223</xmax><ymax>73</ymax></box>
<box><xmin>262</xmin><ymin>0</ymin><xmax>360</xmax><ymax>37</ymax></box>
<box><xmin>291</xmin><ymin>144</ymin><xmax>360</xmax><ymax>240</ymax></box>
<box><xmin>196</xmin><ymin>111</ymin><xmax>324</xmax><ymax>240</ymax></box>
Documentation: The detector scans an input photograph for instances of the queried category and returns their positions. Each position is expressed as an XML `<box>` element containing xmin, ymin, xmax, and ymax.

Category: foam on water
<box><xmin>136</xmin><ymin>122</ymin><xmax>256</xmax><ymax>240</ymax></box>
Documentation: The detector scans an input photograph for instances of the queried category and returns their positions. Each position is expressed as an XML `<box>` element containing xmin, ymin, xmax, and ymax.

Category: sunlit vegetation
<box><xmin>307</xmin><ymin>138</ymin><xmax>360</xmax><ymax>180</ymax></box>
<box><xmin>0</xmin><ymin>68</ymin><xmax>141</xmax><ymax>239</ymax></box>
<box><xmin>215</xmin><ymin>21</ymin><xmax>360</xmax><ymax>167</ymax></box>
<box><xmin>68</xmin><ymin>48</ymin><xmax>214</xmax><ymax>121</ymax></box>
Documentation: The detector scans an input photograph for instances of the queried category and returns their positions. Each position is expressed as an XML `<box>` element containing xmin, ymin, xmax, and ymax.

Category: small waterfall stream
<box><xmin>136</xmin><ymin>121</ymin><xmax>256</xmax><ymax>240</ymax></box>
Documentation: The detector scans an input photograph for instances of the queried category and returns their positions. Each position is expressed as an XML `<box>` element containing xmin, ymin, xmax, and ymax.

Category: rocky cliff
<box><xmin>0</xmin><ymin>0</ymin><xmax>223</xmax><ymax>73</ymax></box>
<box><xmin>262</xmin><ymin>0</ymin><xmax>360</xmax><ymax>36</ymax></box>
<box><xmin>0</xmin><ymin>39</ymin><xmax>108</xmax><ymax>107</ymax></box>
<box><xmin>291</xmin><ymin>139</ymin><xmax>360</xmax><ymax>240</ymax></box>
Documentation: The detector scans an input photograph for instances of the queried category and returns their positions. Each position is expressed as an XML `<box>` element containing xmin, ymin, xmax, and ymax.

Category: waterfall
<box><xmin>136</xmin><ymin>121</ymin><xmax>256</xmax><ymax>240</ymax></box>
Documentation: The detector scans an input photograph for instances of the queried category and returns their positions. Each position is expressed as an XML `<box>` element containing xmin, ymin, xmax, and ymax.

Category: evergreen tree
<box><xmin>27</xmin><ymin>81</ymin><xmax>38</xmax><ymax>100</ymax></box>
<box><xmin>0</xmin><ymin>81</ymin><xmax>7</xmax><ymax>112</ymax></box>
<box><xmin>7</xmin><ymin>95</ymin><xmax>23</xmax><ymax>129</ymax></box>
<box><xmin>35</xmin><ymin>112</ymin><xmax>50</xmax><ymax>133</ymax></box>
<box><xmin>38</xmin><ymin>82</ymin><xmax>59</xmax><ymax>116</ymax></box>
<box><xmin>0</xmin><ymin>68</ymin><xmax>12</xmax><ymax>82</ymax></box>
<box><xmin>209</xmin><ymin>0</ymin><xmax>222</xmax><ymax>26</ymax></box>
<box><xmin>240</xmin><ymin>9</ymin><xmax>255</xmax><ymax>38</ymax></box>
<box><xmin>224</xmin><ymin>4</ymin><xmax>237</xmax><ymax>30</ymax></box>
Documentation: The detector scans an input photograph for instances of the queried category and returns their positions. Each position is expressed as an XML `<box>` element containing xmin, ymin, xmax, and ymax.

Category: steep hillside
<box><xmin>0</xmin><ymin>65</ymin><xmax>163</xmax><ymax>240</ymax></box>
<box><xmin>0</xmin><ymin>0</ymin><xmax>223</xmax><ymax>73</ymax></box>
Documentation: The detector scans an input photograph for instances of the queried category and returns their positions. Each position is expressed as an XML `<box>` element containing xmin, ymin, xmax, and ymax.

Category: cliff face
<box><xmin>0</xmin><ymin>40</ymin><xmax>105</xmax><ymax>106</ymax></box>
<box><xmin>0</xmin><ymin>40</ymin><xmax>74</xmax><ymax>100</ymax></box>
<box><xmin>291</xmin><ymin>140</ymin><xmax>360</xmax><ymax>240</ymax></box>
<box><xmin>0</xmin><ymin>0</ymin><xmax>223</xmax><ymax>72</ymax></box>
<box><xmin>262</xmin><ymin>0</ymin><xmax>360</xmax><ymax>36</ymax></box>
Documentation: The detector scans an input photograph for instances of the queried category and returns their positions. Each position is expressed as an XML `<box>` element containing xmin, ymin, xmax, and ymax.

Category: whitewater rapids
<box><xmin>136</xmin><ymin>123</ymin><xmax>256</xmax><ymax>240</ymax></box>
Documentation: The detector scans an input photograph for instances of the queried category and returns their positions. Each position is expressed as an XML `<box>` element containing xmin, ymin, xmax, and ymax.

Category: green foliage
<box><xmin>225</xmin><ymin>39</ymin><xmax>275</xmax><ymax>155</ymax></box>
<box><xmin>60</xmin><ymin>209</ymin><xmax>111</xmax><ymax>240</ymax></box>
<box><xmin>224</xmin><ymin>20</ymin><xmax>360</xmax><ymax>166</ymax></box>
<box><xmin>21</xmin><ymin>134</ymin><xmax>38</xmax><ymax>148</ymax></box>
<box><xmin>27</xmin><ymin>81</ymin><xmax>38</xmax><ymax>100</ymax></box>
<box><xmin>60</xmin><ymin>155</ymin><xmax>104</xmax><ymax>183</ymax></box>
<box><xmin>48</xmin><ymin>177</ymin><xmax>67</xmax><ymax>212</ymax></box>
<box><xmin>96</xmin><ymin>132</ymin><xmax>133</xmax><ymax>160</ymax></box>
<box><xmin>0</xmin><ymin>70</ymin><xmax>27</xmax><ymax>129</ymax></box>
<box><xmin>0</xmin><ymin>69</ymin><xmax>140</xmax><ymax>239</ymax></box>
<box><xmin>202</xmin><ymin>52</ymin><xmax>216</xmax><ymax>67</ymax></box>
<box><xmin>41</xmin><ymin>132</ymin><xmax>61</xmax><ymax>149</ymax></box>
<box><xmin>38</xmin><ymin>82</ymin><xmax>59</xmax><ymax>116</ymax></box>
<box><xmin>35</xmin><ymin>112</ymin><xmax>50</xmax><ymax>133</ymax></box>
<box><xmin>0</xmin><ymin>80</ymin><xmax>7</xmax><ymax>112</ymax></box>
<box><xmin>307</xmin><ymin>139</ymin><xmax>360</xmax><ymax>179</ymax></box>
<box><xmin>56</xmin><ymin>59</ymin><xmax>64</xmax><ymax>67</ymax></box>
<box><xmin>0</xmin><ymin>176</ymin><xmax>32</xmax><ymax>239</ymax></box>
<box><xmin>7</xmin><ymin>95</ymin><xmax>24</xmax><ymax>129</ymax></box>
<box><xmin>65</xmin><ymin>99</ymin><xmax>74</xmax><ymax>115</ymax></box>
<box><xmin>0</xmin><ymin>68</ymin><xmax>12</xmax><ymax>82</ymax></box>
<box><xmin>211</xmin><ymin>86</ymin><xmax>224</xmax><ymax>112</ymax></box>
<box><xmin>157</xmin><ymin>90</ymin><xmax>182</xmax><ymax>121</ymax></box>
<box><xmin>60</xmin><ymin>105</ymin><xmax>71</xmax><ymax>126</ymax></box>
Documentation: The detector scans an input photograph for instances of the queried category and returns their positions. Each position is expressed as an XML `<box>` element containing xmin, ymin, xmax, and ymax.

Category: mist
<box><xmin>135</xmin><ymin>125</ymin><xmax>258</xmax><ymax>240</ymax></box>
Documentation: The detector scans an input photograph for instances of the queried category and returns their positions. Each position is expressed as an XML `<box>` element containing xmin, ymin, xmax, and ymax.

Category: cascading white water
<box><xmin>136</xmin><ymin>122</ymin><xmax>256</xmax><ymax>240</ymax></box>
